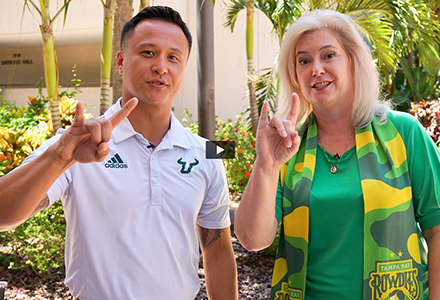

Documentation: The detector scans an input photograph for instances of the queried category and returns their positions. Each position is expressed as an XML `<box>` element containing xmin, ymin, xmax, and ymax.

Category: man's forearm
<box><xmin>204</xmin><ymin>251</ymin><xmax>238</xmax><ymax>300</ymax></box>
<box><xmin>0</xmin><ymin>144</ymin><xmax>73</xmax><ymax>231</ymax></box>
<box><xmin>199</xmin><ymin>225</ymin><xmax>238</xmax><ymax>300</ymax></box>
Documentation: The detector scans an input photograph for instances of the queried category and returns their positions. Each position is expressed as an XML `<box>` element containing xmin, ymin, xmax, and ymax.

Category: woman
<box><xmin>235</xmin><ymin>9</ymin><xmax>440</xmax><ymax>300</ymax></box>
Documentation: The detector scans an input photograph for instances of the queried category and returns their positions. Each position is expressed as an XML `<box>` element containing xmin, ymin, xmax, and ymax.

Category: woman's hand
<box><xmin>255</xmin><ymin>93</ymin><xmax>301</xmax><ymax>169</ymax></box>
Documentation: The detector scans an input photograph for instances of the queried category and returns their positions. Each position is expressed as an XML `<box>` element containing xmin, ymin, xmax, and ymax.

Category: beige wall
<box><xmin>2</xmin><ymin>87</ymin><xmax>102</xmax><ymax>117</ymax></box>
<box><xmin>0</xmin><ymin>0</ymin><xmax>279</xmax><ymax>122</ymax></box>
<box><xmin>0</xmin><ymin>45</ymin><xmax>101</xmax><ymax>87</ymax></box>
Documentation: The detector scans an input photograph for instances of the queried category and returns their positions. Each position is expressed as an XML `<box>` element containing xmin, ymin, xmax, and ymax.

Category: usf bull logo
<box><xmin>369</xmin><ymin>260</ymin><xmax>419</xmax><ymax>300</ymax></box>
<box><xmin>177</xmin><ymin>157</ymin><xmax>199</xmax><ymax>174</ymax></box>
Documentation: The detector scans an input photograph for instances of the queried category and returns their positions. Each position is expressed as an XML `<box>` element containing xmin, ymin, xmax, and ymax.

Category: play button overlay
<box><xmin>216</xmin><ymin>145</ymin><xmax>225</xmax><ymax>155</ymax></box>
<box><xmin>205</xmin><ymin>141</ymin><xmax>235</xmax><ymax>159</ymax></box>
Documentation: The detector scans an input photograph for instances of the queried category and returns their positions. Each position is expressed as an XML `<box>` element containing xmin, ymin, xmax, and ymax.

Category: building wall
<box><xmin>0</xmin><ymin>0</ymin><xmax>279</xmax><ymax>122</ymax></box>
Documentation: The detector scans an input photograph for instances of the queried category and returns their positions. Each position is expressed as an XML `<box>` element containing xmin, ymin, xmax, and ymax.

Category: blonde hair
<box><xmin>277</xmin><ymin>9</ymin><xmax>389</xmax><ymax>128</ymax></box>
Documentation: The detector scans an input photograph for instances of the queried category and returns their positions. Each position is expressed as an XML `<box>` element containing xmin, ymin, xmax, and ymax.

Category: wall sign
<box><xmin>1</xmin><ymin>53</ymin><xmax>33</xmax><ymax>65</ymax></box>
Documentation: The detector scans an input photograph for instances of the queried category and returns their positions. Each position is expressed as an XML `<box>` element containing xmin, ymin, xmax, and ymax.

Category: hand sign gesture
<box><xmin>54</xmin><ymin>98</ymin><xmax>138</xmax><ymax>164</ymax></box>
<box><xmin>255</xmin><ymin>93</ymin><xmax>301</xmax><ymax>169</ymax></box>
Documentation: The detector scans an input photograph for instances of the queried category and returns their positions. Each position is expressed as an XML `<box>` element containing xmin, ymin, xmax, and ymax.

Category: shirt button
<box><xmin>152</xmin><ymin>155</ymin><xmax>156</xmax><ymax>160</ymax></box>
<box><xmin>153</xmin><ymin>178</ymin><xmax>158</xmax><ymax>184</ymax></box>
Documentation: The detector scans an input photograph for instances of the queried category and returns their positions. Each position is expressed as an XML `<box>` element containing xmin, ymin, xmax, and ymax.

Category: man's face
<box><xmin>117</xmin><ymin>20</ymin><xmax>189</xmax><ymax>108</ymax></box>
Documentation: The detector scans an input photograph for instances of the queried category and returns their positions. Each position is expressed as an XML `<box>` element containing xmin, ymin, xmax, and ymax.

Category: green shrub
<box><xmin>216</xmin><ymin>115</ymin><xmax>256</xmax><ymax>192</ymax></box>
<box><xmin>0</xmin><ymin>98</ymin><xmax>52</xmax><ymax>177</ymax></box>
<box><xmin>408</xmin><ymin>99</ymin><xmax>440</xmax><ymax>146</ymax></box>
<box><xmin>0</xmin><ymin>98</ymin><xmax>49</xmax><ymax>131</ymax></box>
<box><xmin>0</xmin><ymin>92</ymin><xmax>86</xmax><ymax>274</ymax></box>
<box><xmin>0</xmin><ymin>202</ymin><xmax>66</xmax><ymax>274</ymax></box>
<box><xmin>183</xmin><ymin>110</ymin><xmax>256</xmax><ymax>193</ymax></box>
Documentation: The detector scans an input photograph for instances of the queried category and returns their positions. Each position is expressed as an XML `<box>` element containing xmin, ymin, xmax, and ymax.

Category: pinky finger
<box><xmin>73</xmin><ymin>102</ymin><xmax>85</xmax><ymax>126</ymax></box>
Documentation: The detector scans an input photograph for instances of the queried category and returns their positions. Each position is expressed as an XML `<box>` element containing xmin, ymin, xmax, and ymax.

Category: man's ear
<box><xmin>116</xmin><ymin>50</ymin><xmax>124</xmax><ymax>74</ymax></box>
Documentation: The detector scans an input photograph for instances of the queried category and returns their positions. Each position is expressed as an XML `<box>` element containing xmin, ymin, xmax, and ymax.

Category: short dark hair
<box><xmin>120</xmin><ymin>6</ymin><xmax>192</xmax><ymax>56</ymax></box>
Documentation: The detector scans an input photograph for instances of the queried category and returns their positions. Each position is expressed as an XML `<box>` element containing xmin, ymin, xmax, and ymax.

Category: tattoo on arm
<box><xmin>198</xmin><ymin>227</ymin><xmax>224</xmax><ymax>249</ymax></box>
<box><xmin>34</xmin><ymin>195</ymin><xmax>49</xmax><ymax>214</ymax></box>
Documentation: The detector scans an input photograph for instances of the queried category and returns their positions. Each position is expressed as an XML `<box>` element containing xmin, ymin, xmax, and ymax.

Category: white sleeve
<box><xmin>18</xmin><ymin>132</ymin><xmax>70</xmax><ymax>206</ymax></box>
<box><xmin>197</xmin><ymin>159</ymin><xmax>231</xmax><ymax>229</ymax></box>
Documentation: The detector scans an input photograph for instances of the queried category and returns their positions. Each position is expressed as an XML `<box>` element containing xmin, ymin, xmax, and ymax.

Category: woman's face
<box><xmin>295</xmin><ymin>29</ymin><xmax>354</xmax><ymax>110</ymax></box>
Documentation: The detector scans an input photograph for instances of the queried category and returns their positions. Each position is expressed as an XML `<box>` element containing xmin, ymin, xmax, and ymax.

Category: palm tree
<box><xmin>224</xmin><ymin>0</ymin><xmax>260</xmax><ymax>136</ymax></box>
<box><xmin>225</xmin><ymin>0</ymin><xmax>303</xmax><ymax>119</ymax></box>
<box><xmin>111</xmin><ymin>0</ymin><xmax>133</xmax><ymax>103</ymax></box>
<box><xmin>23</xmin><ymin>0</ymin><xmax>72</xmax><ymax>133</ymax></box>
<box><xmin>197</xmin><ymin>0</ymin><xmax>216</xmax><ymax>140</ymax></box>
<box><xmin>100</xmin><ymin>0</ymin><xmax>116</xmax><ymax>115</ymax></box>
<box><xmin>384</xmin><ymin>0</ymin><xmax>440</xmax><ymax>98</ymax></box>
<box><xmin>225</xmin><ymin>0</ymin><xmax>440</xmax><ymax>116</ymax></box>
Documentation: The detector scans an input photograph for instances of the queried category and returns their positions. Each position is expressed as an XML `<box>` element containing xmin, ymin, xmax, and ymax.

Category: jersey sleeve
<box><xmin>196</xmin><ymin>159</ymin><xmax>231</xmax><ymax>229</ymax></box>
<box><xmin>390</xmin><ymin>111</ymin><xmax>440</xmax><ymax>230</ymax></box>
<box><xmin>18</xmin><ymin>132</ymin><xmax>70</xmax><ymax>206</ymax></box>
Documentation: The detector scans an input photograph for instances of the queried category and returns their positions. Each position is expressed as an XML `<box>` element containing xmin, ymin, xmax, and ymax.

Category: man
<box><xmin>0</xmin><ymin>6</ymin><xmax>238</xmax><ymax>300</ymax></box>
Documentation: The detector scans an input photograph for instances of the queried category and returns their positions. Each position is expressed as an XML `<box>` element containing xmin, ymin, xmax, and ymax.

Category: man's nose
<box><xmin>152</xmin><ymin>58</ymin><xmax>168</xmax><ymax>75</ymax></box>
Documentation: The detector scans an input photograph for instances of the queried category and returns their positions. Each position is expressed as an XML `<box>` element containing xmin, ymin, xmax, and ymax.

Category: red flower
<box><xmin>244</xmin><ymin>171</ymin><xmax>251</xmax><ymax>179</ymax></box>
<box><xmin>246</xmin><ymin>162</ymin><xmax>251</xmax><ymax>169</ymax></box>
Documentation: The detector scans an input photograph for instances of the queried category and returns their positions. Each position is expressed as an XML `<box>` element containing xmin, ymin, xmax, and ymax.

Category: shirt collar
<box><xmin>104</xmin><ymin>98</ymin><xmax>192</xmax><ymax>150</ymax></box>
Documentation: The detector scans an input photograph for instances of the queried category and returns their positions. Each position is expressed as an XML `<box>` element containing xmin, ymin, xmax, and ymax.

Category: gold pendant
<box><xmin>330</xmin><ymin>166</ymin><xmax>337</xmax><ymax>174</ymax></box>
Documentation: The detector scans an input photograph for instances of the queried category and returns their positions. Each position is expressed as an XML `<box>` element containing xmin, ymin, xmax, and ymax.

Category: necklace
<box><xmin>321</xmin><ymin>134</ymin><xmax>353</xmax><ymax>174</ymax></box>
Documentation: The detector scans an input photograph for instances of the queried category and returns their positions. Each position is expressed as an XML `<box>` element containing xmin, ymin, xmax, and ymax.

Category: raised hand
<box><xmin>54</xmin><ymin>98</ymin><xmax>138</xmax><ymax>164</ymax></box>
<box><xmin>255</xmin><ymin>93</ymin><xmax>301</xmax><ymax>169</ymax></box>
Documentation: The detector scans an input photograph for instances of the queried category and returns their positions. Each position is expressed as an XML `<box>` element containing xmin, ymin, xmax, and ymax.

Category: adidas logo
<box><xmin>105</xmin><ymin>153</ymin><xmax>128</xmax><ymax>169</ymax></box>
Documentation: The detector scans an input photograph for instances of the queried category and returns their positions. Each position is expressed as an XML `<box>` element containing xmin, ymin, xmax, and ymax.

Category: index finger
<box><xmin>286</xmin><ymin>93</ymin><xmax>299</xmax><ymax>127</ymax></box>
<box><xmin>109</xmin><ymin>97</ymin><xmax>138</xmax><ymax>128</ymax></box>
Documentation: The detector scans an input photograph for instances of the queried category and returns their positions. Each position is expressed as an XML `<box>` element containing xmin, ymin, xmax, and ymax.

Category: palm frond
<box><xmin>255</xmin><ymin>67</ymin><xmax>278</xmax><ymax>116</ymax></box>
<box><xmin>223</xmin><ymin>0</ymin><xmax>248</xmax><ymax>31</ymax></box>
<box><xmin>350</xmin><ymin>11</ymin><xmax>396</xmax><ymax>73</ymax></box>
<box><xmin>51</xmin><ymin>0</ymin><xmax>73</xmax><ymax>26</ymax></box>
<box><xmin>23</xmin><ymin>0</ymin><xmax>42</xmax><ymax>16</ymax></box>
<box><xmin>308</xmin><ymin>0</ymin><xmax>333</xmax><ymax>11</ymax></box>
<box><xmin>254</xmin><ymin>0</ymin><xmax>302</xmax><ymax>41</ymax></box>
<box><xmin>386</xmin><ymin>0</ymin><xmax>440</xmax><ymax>66</ymax></box>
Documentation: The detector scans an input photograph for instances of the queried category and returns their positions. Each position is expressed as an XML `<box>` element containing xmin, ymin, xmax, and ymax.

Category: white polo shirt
<box><xmin>24</xmin><ymin>100</ymin><xmax>231</xmax><ymax>299</ymax></box>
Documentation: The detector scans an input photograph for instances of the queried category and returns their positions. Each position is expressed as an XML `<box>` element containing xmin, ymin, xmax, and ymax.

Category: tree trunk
<box><xmin>112</xmin><ymin>0</ymin><xmax>133</xmax><ymax>103</ymax></box>
<box><xmin>139</xmin><ymin>0</ymin><xmax>151</xmax><ymax>10</ymax></box>
<box><xmin>100</xmin><ymin>0</ymin><xmax>116</xmax><ymax>115</ymax></box>
<box><xmin>39</xmin><ymin>0</ymin><xmax>61</xmax><ymax>132</ymax></box>
<box><xmin>246</xmin><ymin>2</ymin><xmax>258</xmax><ymax>137</ymax></box>
<box><xmin>197</xmin><ymin>0</ymin><xmax>216</xmax><ymax>140</ymax></box>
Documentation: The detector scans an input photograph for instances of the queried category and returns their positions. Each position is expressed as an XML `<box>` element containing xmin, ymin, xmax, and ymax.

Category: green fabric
<box><xmin>271</xmin><ymin>111</ymin><xmax>434</xmax><ymax>300</ymax></box>
<box><xmin>307</xmin><ymin>145</ymin><xmax>364</xmax><ymax>299</ymax></box>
